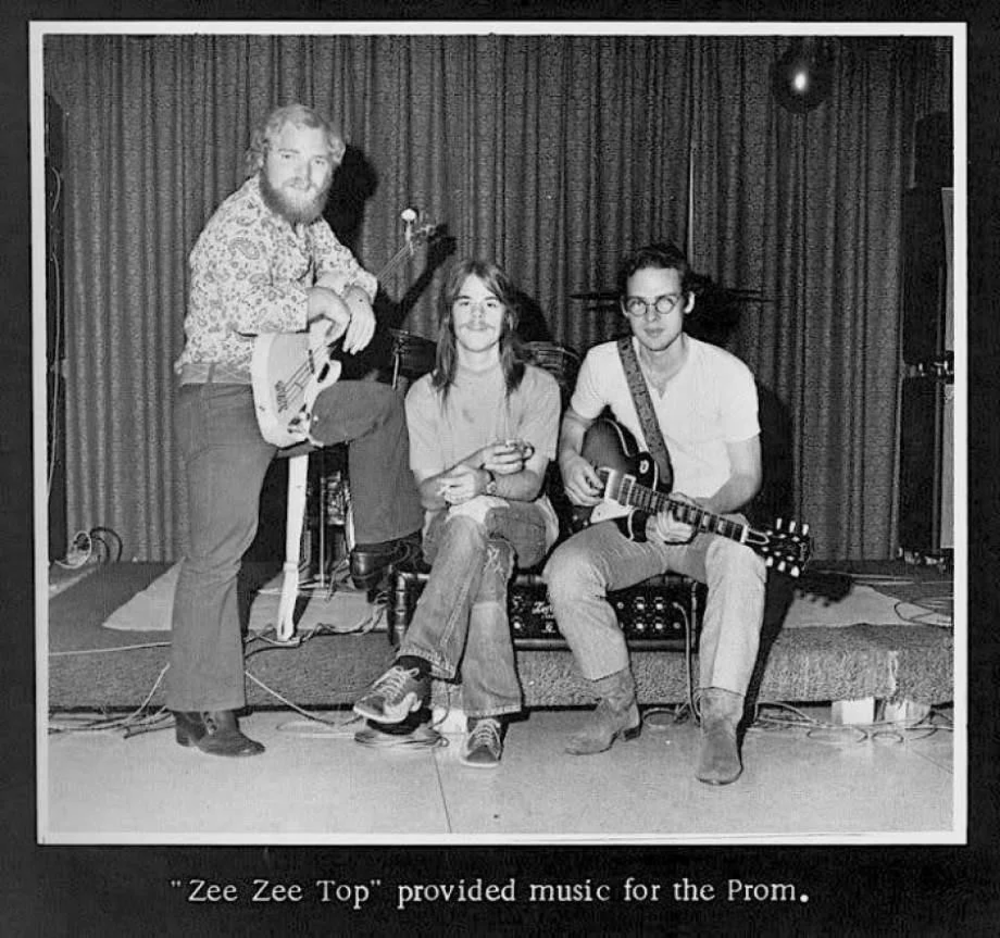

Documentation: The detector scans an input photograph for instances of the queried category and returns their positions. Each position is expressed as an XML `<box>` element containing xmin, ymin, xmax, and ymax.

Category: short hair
<box><xmin>244</xmin><ymin>104</ymin><xmax>346</xmax><ymax>177</ymax></box>
<box><xmin>432</xmin><ymin>258</ymin><xmax>526</xmax><ymax>401</ymax></box>
<box><xmin>617</xmin><ymin>242</ymin><xmax>694</xmax><ymax>297</ymax></box>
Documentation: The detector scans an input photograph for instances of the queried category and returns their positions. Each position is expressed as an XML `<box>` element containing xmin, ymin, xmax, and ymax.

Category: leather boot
<box><xmin>174</xmin><ymin>710</ymin><xmax>266</xmax><ymax>757</ymax></box>
<box><xmin>565</xmin><ymin>668</ymin><xmax>641</xmax><ymax>755</ymax></box>
<box><xmin>695</xmin><ymin>688</ymin><xmax>744</xmax><ymax>785</ymax></box>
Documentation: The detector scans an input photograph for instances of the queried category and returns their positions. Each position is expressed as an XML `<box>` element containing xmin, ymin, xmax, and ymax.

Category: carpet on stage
<box><xmin>44</xmin><ymin>560</ymin><xmax>954</xmax><ymax>711</ymax></box>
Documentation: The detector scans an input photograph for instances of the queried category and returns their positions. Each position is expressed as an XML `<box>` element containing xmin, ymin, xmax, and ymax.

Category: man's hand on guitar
<box><xmin>647</xmin><ymin>494</ymin><xmax>698</xmax><ymax>544</ymax></box>
<box><xmin>307</xmin><ymin>286</ymin><xmax>351</xmax><ymax>344</ymax></box>
<box><xmin>559</xmin><ymin>451</ymin><xmax>604</xmax><ymax>507</ymax></box>
<box><xmin>339</xmin><ymin>285</ymin><xmax>377</xmax><ymax>355</ymax></box>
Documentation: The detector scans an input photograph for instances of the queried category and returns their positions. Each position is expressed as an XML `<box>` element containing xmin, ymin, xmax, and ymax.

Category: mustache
<box><xmin>260</xmin><ymin>171</ymin><xmax>331</xmax><ymax>224</ymax></box>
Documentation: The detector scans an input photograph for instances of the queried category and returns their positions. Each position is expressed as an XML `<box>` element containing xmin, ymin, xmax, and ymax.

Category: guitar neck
<box><xmin>603</xmin><ymin>470</ymin><xmax>750</xmax><ymax>544</ymax></box>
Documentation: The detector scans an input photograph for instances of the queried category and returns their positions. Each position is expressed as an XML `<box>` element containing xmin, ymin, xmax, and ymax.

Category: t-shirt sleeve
<box><xmin>515</xmin><ymin>370</ymin><xmax>561</xmax><ymax>460</ymax></box>
<box><xmin>719</xmin><ymin>358</ymin><xmax>760</xmax><ymax>442</ymax></box>
<box><xmin>404</xmin><ymin>379</ymin><xmax>446</xmax><ymax>477</ymax></box>
<box><xmin>568</xmin><ymin>347</ymin><xmax>609</xmax><ymax>420</ymax></box>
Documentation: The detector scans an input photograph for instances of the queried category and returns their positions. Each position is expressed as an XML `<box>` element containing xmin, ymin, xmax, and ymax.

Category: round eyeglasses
<box><xmin>622</xmin><ymin>294</ymin><xmax>684</xmax><ymax>318</ymax></box>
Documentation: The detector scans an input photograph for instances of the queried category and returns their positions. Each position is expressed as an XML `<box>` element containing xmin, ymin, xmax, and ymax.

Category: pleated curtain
<box><xmin>43</xmin><ymin>32</ymin><xmax>951</xmax><ymax>561</ymax></box>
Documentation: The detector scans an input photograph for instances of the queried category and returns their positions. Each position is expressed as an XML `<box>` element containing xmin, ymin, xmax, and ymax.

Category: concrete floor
<box><xmin>42</xmin><ymin>703</ymin><xmax>957</xmax><ymax>843</ymax></box>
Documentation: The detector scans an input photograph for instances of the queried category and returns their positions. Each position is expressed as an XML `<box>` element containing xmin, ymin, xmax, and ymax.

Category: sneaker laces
<box><xmin>370</xmin><ymin>665</ymin><xmax>421</xmax><ymax>703</ymax></box>
<box><xmin>468</xmin><ymin>718</ymin><xmax>502</xmax><ymax>754</ymax></box>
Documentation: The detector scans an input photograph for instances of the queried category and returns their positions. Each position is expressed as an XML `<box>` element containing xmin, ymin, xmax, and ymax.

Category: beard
<box><xmin>259</xmin><ymin>171</ymin><xmax>332</xmax><ymax>225</ymax></box>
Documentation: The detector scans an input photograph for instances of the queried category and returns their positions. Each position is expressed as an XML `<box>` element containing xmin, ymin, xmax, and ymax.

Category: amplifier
<box><xmin>389</xmin><ymin>567</ymin><xmax>704</xmax><ymax>651</ymax></box>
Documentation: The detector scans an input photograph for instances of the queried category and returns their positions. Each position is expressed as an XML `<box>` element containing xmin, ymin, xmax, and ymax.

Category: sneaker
<box><xmin>353</xmin><ymin>665</ymin><xmax>429</xmax><ymax>724</ymax></box>
<box><xmin>460</xmin><ymin>717</ymin><xmax>504</xmax><ymax>768</ymax></box>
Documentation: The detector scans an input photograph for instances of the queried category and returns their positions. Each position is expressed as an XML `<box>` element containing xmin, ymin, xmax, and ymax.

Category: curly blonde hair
<box><xmin>244</xmin><ymin>104</ymin><xmax>346</xmax><ymax>178</ymax></box>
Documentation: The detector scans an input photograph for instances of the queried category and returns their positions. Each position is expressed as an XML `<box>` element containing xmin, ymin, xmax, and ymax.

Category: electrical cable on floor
<box><xmin>50</xmin><ymin>640</ymin><xmax>171</xmax><ymax>657</ymax></box>
<box><xmin>893</xmin><ymin>598</ymin><xmax>953</xmax><ymax>628</ymax></box>
<box><xmin>54</xmin><ymin>526</ymin><xmax>123</xmax><ymax>569</ymax></box>
<box><xmin>641</xmin><ymin>602</ymin><xmax>697</xmax><ymax>730</ymax></box>
<box><xmin>746</xmin><ymin>699</ymin><xmax>953</xmax><ymax>745</ymax></box>
<box><xmin>48</xmin><ymin>663</ymin><xmax>171</xmax><ymax>737</ymax></box>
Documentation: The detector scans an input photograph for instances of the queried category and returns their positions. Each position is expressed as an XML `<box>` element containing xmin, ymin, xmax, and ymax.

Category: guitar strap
<box><xmin>616</xmin><ymin>336</ymin><xmax>674</xmax><ymax>486</ymax></box>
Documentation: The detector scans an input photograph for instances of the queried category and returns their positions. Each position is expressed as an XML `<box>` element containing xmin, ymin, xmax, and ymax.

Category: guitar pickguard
<box><xmin>578</xmin><ymin>418</ymin><xmax>660</xmax><ymax>540</ymax></box>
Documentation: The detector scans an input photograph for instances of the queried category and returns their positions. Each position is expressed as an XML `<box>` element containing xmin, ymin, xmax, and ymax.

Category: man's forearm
<box><xmin>697</xmin><ymin>473</ymin><xmax>761</xmax><ymax>516</ymax></box>
<box><xmin>557</xmin><ymin>412</ymin><xmax>589</xmax><ymax>469</ymax></box>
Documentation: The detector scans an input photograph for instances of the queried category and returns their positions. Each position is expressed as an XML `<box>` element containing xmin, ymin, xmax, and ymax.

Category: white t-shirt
<box><xmin>570</xmin><ymin>336</ymin><xmax>760</xmax><ymax>500</ymax></box>
<box><xmin>405</xmin><ymin>361</ymin><xmax>562</xmax><ymax>546</ymax></box>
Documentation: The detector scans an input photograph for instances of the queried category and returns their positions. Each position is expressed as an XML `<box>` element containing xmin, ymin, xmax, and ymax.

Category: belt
<box><xmin>179</xmin><ymin>362</ymin><xmax>253</xmax><ymax>385</ymax></box>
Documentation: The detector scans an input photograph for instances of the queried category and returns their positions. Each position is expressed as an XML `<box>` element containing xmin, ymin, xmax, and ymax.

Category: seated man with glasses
<box><xmin>543</xmin><ymin>242</ymin><xmax>766</xmax><ymax>785</ymax></box>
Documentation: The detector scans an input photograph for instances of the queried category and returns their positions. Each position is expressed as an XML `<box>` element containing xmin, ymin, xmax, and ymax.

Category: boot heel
<box><xmin>173</xmin><ymin>712</ymin><xmax>204</xmax><ymax>747</ymax></box>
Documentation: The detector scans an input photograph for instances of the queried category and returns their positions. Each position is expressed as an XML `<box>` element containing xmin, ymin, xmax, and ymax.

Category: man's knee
<box><xmin>544</xmin><ymin>540</ymin><xmax>599</xmax><ymax>605</ymax></box>
<box><xmin>479</xmin><ymin>539</ymin><xmax>515</xmax><ymax>601</ymax></box>
<box><xmin>706</xmin><ymin>537</ymin><xmax>768</xmax><ymax>585</ymax></box>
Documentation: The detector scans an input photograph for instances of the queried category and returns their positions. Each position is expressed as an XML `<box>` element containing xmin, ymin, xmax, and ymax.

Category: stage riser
<box><xmin>47</xmin><ymin>565</ymin><xmax>954</xmax><ymax>711</ymax></box>
<box><xmin>49</xmin><ymin>628</ymin><xmax>953</xmax><ymax>711</ymax></box>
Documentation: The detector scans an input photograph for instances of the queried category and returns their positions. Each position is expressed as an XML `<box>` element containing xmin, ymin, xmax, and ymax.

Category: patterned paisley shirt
<box><xmin>174</xmin><ymin>174</ymin><xmax>377</xmax><ymax>377</ymax></box>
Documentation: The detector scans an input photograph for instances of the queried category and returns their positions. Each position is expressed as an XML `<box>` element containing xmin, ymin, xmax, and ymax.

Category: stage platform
<box><xmin>45</xmin><ymin>560</ymin><xmax>954</xmax><ymax>713</ymax></box>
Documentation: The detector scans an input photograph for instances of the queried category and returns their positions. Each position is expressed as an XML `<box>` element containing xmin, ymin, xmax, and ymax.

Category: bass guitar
<box><xmin>251</xmin><ymin>211</ymin><xmax>440</xmax><ymax>447</ymax></box>
<box><xmin>577</xmin><ymin>418</ymin><xmax>812</xmax><ymax>578</ymax></box>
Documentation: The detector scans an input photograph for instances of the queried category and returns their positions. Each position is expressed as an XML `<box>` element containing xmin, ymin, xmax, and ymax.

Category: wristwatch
<box><xmin>484</xmin><ymin>469</ymin><xmax>498</xmax><ymax>496</ymax></box>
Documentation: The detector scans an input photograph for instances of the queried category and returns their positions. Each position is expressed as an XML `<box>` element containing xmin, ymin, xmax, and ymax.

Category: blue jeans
<box><xmin>398</xmin><ymin>498</ymin><xmax>549</xmax><ymax>718</ymax></box>
<box><xmin>167</xmin><ymin>381</ymin><xmax>423</xmax><ymax>711</ymax></box>
<box><xmin>543</xmin><ymin>519</ymin><xmax>767</xmax><ymax>695</ymax></box>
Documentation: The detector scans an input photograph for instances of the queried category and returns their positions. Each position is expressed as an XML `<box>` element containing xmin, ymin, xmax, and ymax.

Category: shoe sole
<box><xmin>459</xmin><ymin>755</ymin><xmax>501</xmax><ymax>769</ymax></box>
<box><xmin>353</xmin><ymin>691</ymin><xmax>424</xmax><ymax>725</ymax></box>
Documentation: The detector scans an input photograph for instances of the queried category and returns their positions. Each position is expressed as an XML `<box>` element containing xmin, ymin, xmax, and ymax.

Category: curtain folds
<box><xmin>43</xmin><ymin>33</ymin><xmax>951</xmax><ymax>561</ymax></box>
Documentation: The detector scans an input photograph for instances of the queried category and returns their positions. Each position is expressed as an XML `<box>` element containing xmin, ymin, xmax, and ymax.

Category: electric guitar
<box><xmin>576</xmin><ymin>418</ymin><xmax>812</xmax><ymax>577</ymax></box>
<box><xmin>251</xmin><ymin>212</ymin><xmax>440</xmax><ymax>447</ymax></box>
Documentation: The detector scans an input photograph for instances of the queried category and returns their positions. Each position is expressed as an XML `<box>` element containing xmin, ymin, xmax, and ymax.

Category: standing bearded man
<box><xmin>169</xmin><ymin>104</ymin><xmax>423</xmax><ymax>756</ymax></box>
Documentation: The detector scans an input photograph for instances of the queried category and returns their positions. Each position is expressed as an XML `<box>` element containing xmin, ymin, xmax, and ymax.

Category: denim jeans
<box><xmin>398</xmin><ymin>497</ymin><xmax>549</xmax><ymax>718</ymax></box>
<box><xmin>543</xmin><ymin>518</ymin><xmax>767</xmax><ymax>695</ymax></box>
<box><xmin>167</xmin><ymin>380</ymin><xmax>423</xmax><ymax>711</ymax></box>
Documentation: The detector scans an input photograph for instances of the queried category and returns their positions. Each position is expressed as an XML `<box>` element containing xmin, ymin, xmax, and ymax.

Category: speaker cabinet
<box><xmin>899</xmin><ymin>376</ymin><xmax>953</xmax><ymax>553</ymax></box>
<box><xmin>902</xmin><ymin>187</ymin><xmax>953</xmax><ymax>366</ymax></box>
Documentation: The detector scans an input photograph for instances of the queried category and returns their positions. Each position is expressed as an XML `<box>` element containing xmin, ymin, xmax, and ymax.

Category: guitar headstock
<box><xmin>401</xmin><ymin>208</ymin><xmax>443</xmax><ymax>250</ymax></box>
<box><xmin>758</xmin><ymin>517</ymin><xmax>812</xmax><ymax>578</ymax></box>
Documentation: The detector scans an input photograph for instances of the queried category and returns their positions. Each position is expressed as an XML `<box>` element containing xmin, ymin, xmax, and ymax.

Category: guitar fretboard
<box><xmin>607</xmin><ymin>471</ymin><xmax>752</xmax><ymax>544</ymax></box>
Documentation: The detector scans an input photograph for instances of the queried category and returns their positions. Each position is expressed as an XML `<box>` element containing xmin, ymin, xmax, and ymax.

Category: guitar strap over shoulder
<box><xmin>616</xmin><ymin>336</ymin><xmax>674</xmax><ymax>487</ymax></box>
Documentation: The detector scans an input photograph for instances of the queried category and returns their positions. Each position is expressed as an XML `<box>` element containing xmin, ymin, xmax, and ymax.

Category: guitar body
<box><xmin>578</xmin><ymin>418</ymin><xmax>667</xmax><ymax>541</ymax></box>
<box><xmin>575</xmin><ymin>417</ymin><xmax>812</xmax><ymax>577</ymax></box>
<box><xmin>251</xmin><ymin>326</ymin><xmax>342</xmax><ymax>448</ymax></box>
<box><xmin>250</xmin><ymin>213</ymin><xmax>442</xmax><ymax>447</ymax></box>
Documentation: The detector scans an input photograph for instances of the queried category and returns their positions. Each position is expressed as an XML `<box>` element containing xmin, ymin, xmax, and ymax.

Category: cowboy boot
<box><xmin>695</xmin><ymin>687</ymin><xmax>745</xmax><ymax>785</ymax></box>
<box><xmin>565</xmin><ymin>668</ymin><xmax>642</xmax><ymax>755</ymax></box>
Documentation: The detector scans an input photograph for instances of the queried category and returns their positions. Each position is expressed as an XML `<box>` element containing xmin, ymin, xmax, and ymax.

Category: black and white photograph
<box><xmin>13</xmin><ymin>9</ymin><xmax>993</xmax><ymax>931</ymax></box>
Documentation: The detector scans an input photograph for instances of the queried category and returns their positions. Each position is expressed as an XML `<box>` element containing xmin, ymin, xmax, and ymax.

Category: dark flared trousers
<box><xmin>167</xmin><ymin>380</ymin><xmax>423</xmax><ymax>711</ymax></box>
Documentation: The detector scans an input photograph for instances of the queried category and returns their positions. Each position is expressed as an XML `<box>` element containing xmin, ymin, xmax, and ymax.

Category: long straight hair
<box><xmin>431</xmin><ymin>259</ymin><xmax>526</xmax><ymax>402</ymax></box>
